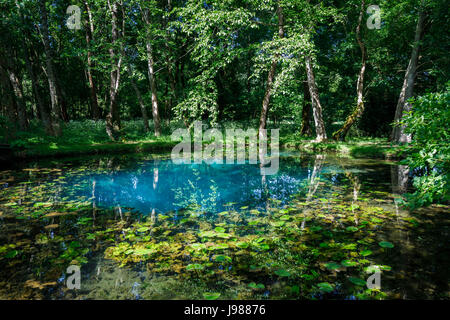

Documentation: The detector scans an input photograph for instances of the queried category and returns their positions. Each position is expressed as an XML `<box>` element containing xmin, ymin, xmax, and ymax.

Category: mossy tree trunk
<box><xmin>333</xmin><ymin>0</ymin><xmax>366</xmax><ymax>141</ymax></box>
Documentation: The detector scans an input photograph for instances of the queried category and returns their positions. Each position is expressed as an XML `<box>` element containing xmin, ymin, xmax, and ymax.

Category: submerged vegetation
<box><xmin>0</xmin><ymin>154</ymin><xmax>448</xmax><ymax>299</ymax></box>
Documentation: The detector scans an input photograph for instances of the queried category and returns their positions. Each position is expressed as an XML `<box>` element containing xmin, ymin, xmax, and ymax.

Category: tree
<box><xmin>333</xmin><ymin>0</ymin><xmax>367</xmax><ymax>141</ymax></box>
<box><xmin>141</xmin><ymin>4</ymin><xmax>161</xmax><ymax>137</ymax></box>
<box><xmin>391</xmin><ymin>0</ymin><xmax>426</xmax><ymax>143</ymax></box>
<box><xmin>39</xmin><ymin>0</ymin><xmax>62</xmax><ymax>136</ymax></box>
<box><xmin>83</xmin><ymin>0</ymin><xmax>101</xmax><ymax>120</ymax></box>
<box><xmin>258</xmin><ymin>1</ymin><xmax>285</xmax><ymax>139</ymax></box>
<box><xmin>105</xmin><ymin>0</ymin><xmax>124</xmax><ymax>141</ymax></box>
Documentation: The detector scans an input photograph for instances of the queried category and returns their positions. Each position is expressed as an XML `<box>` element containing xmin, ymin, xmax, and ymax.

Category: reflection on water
<box><xmin>0</xmin><ymin>152</ymin><xmax>448</xmax><ymax>300</ymax></box>
<box><xmin>72</xmin><ymin>158</ymin><xmax>309</xmax><ymax>215</ymax></box>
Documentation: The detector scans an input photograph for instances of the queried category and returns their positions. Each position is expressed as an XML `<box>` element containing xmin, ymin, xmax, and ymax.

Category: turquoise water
<box><xmin>72</xmin><ymin>158</ymin><xmax>309</xmax><ymax>215</ymax></box>
<box><xmin>0</xmin><ymin>152</ymin><xmax>448</xmax><ymax>300</ymax></box>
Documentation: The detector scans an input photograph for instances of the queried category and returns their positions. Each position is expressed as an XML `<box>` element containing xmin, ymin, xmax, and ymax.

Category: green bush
<box><xmin>402</xmin><ymin>84</ymin><xmax>450</xmax><ymax>207</ymax></box>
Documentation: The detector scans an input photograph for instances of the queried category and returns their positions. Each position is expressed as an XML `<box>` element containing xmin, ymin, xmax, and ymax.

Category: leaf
<box><xmin>214</xmin><ymin>227</ymin><xmax>226</xmax><ymax>233</ymax></box>
<box><xmin>324</xmin><ymin>262</ymin><xmax>341</xmax><ymax>270</ymax></box>
<box><xmin>203</xmin><ymin>292</ymin><xmax>221</xmax><ymax>300</ymax></box>
<box><xmin>274</xmin><ymin>269</ymin><xmax>291</xmax><ymax>277</ymax></box>
<box><xmin>5</xmin><ymin>250</ymin><xmax>19</xmax><ymax>258</ymax></box>
<box><xmin>317</xmin><ymin>282</ymin><xmax>334</xmax><ymax>293</ymax></box>
<box><xmin>216</xmin><ymin>232</ymin><xmax>232</xmax><ymax>239</ymax></box>
<box><xmin>341</xmin><ymin>260</ymin><xmax>357</xmax><ymax>267</ymax></box>
<box><xmin>360</xmin><ymin>250</ymin><xmax>372</xmax><ymax>257</ymax></box>
<box><xmin>346</xmin><ymin>226</ymin><xmax>359</xmax><ymax>232</ymax></box>
<box><xmin>349</xmin><ymin>277</ymin><xmax>366</xmax><ymax>287</ymax></box>
<box><xmin>186</xmin><ymin>264</ymin><xmax>204</xmax><ymax>271</ymax></box>
<box><xmin>190</xmin><ymin>243</ymin><xmax>206</xmax><ymax>250</ymax></box>
<box><xmin>378</xmin><ymin>241</ymin><xmax>394</xmax><ymax>248</ymax></box>
<box><xmin>248</xmin><ymin>282</ymin><xmax>264</xmax><ymax>289</ymax></box>
<box><xmin>236</xmin><ymin>242</ymin><xmax>249</xmax><ymax>249</ymax></box>
<box><xmin>132</xmin><ymin>248</ymin><xmax>154</xmax><ymax>256</ymax></box>
<box><xmin>214</xmin><ymin>255</ymin><xmax>232</xmax><ymax>263</ymax></box>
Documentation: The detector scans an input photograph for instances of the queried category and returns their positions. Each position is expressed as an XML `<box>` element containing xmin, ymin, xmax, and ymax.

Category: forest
<box><xmin>0</xmin><ymin>0</ymin><xmax>449</xmax><ymax>301</ymax></box>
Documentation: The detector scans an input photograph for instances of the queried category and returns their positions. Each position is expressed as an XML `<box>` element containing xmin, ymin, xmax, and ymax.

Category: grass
<box><xmin>5</xmin><ymin>119</ymin><xmax>178</xmax><ymax>159</ymax></box>
<box><xmin>280</xmin><ymin>134</ymin><xmax>404</xmax><ymax>159</ymax></box>
<box><xmin>3</xmin><ymin>119</ymin><xmax>404</xmax><ymax>160</ymax></box>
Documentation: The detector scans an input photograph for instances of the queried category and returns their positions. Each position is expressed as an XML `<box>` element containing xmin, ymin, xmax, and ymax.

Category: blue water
<box><xmin>72</xmin><ymin>157</ymin><xmax>314</xmax><ymax>215</ymax></box>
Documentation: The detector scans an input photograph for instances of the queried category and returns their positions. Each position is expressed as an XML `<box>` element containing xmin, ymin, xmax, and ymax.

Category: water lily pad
<box><xmin>341</xmin><ymin>260</ymin><xmax>357</xmax><ymax>267</ymax></box>
<box><xmin>216</xmin><ymin>232</ymin><xmax>232</xmax><ymax>239</ymax></box>
<box><xmin>360</xmin><ymin>250</ymin><xmax>372</xmax><ymax>257</ymax></box>
<box><xmin>274</xmin><ymin>269</ymin><xmax>291</xmax><ymax>277</ymax></box>
<box><xmin>325</xmin><ymin>262</ymin><xmax>341</xmax><ymax>270</ymax></box>
<box><xmin>203</xmin><ymin>292</ymin><xmax>221</xmax><ymax>300</ymax></box>
<box><xmin>349</xmin><ymin>277</ymin><xmax>366</xmax><ymax>287</ymax></box>
<box><xmin>214</xmin><ymin>255</ymin><xmax>232</xmax><ymax>263</ymax></box>
<box><xmin>317</xmin><ymin>282</ymin><xmax>334</xmax><ymax>293</ymax></box>
<box><xmin>236</xmin><ymin>242</ymin><xmax>249</xmax><ymax>249</ymax></box>
<box><xmin>378</xmin><ymin>241</ymin><xmax>394</xmax><ymax>248</ymax></box>
<box><xmin>191</xmin><ymin>243</ymin><xmax>206</xmax><ymax>250</ymax></box>
<box><xmin>5</xmin><ymin>250</ymin><xmax>19</xmax><ymax>258</ymax></box>
<box><xmin>133</xmin><ymin>248</ymin><xmax>154</xmax><ymax>256</ymax></box>
<box><xmin>248</xmin><ymin>282</ymin><xmax>265</xmax><ymax>289</ymax></box>
<box><xmin>198</xmin><ymin>231</ymin><xmax>215</xmax><ymax>238</ymax></box>
<box><xmin>186</xmin><ymin>263</ymin><xmax>204</xmax><ymax>271</ymax></box>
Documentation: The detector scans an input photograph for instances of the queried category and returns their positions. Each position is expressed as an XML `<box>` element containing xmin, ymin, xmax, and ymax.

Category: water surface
<box><xmin>0</xmin><ymin>152</ymin><xmax>448</xmax><ymax>299</ymax></box>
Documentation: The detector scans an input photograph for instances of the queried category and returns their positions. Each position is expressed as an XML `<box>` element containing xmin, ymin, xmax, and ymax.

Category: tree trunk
<box><xmin>305</xmin><ymin>55</ymin><xmax>327</xmax><ymax>142</ymax></box>
<box><xmin>127</xmin><ymin>66</ymin><xmax>150</xmax><ymax>132</ymax></box>
<box><xmin>333</xmin><ymin>0</ymin><xmax>367</xmax><ymax>141</ymax></box>
<box><xmin>0</xmin><ymin>66</ymin><xmax>17</xmax><ymax>128</ymax></box>
<box><xmin>15</xmin><ymin>0</ymin><xmax>51</xmax><ymax>133</ymax></box>
<box><xmin>391</xmin><ymin>2</ymin><xmax>426</xmax><ymax>143</ymax></box>
<box><xmin>106</xmin><ymin>0</ymin><xmax>123</xmax><ymax>141</ymax></box>
<box><xmin>39</xmin><ymin>0</ymin><xmax>61</xmax><ymax>136</ymax></box>
<box><xmin>84</xmin><ymin>0</ymin><xmax>100</xmax><ymax>120</ymax></box>
<box><xmin>300</xmin><ymin>78</ymin><xmax>312</xmax><ymax>136</ymax></box>
<box><xmin>258</xmin><ymin>1</ymin><xmax>284</xmax><ymax>139</ymax></box>
<box><xmin>6</xmin><ymin>67</ymin><xmax>28</xmax><ymax>130</ymax></box>
<box><xmin>142</xmin><ymin>8</ymin><xmax>161</xmax><ymax>137</ymax></box>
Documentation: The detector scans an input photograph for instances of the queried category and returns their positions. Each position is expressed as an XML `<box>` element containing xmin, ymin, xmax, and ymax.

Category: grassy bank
<box><xmin>281</xmin><ymin>134</ymin><xmax>405</xmax><ymax>159</ymax></box>
<box><xmin>4</xmin><ymin>120</ymin><xmax>404</xmax><ymax>160</ymax></box>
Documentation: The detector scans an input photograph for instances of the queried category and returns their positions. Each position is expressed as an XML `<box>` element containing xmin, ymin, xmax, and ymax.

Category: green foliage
<box><xmin>402</xmin><ymin>86</ymin><xmax>450</xmax><ymax>207</ymax></box>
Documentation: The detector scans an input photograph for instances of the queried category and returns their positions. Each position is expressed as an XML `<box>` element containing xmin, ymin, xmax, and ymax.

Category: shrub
<box><xmin>402</xmin><ymin>84</ymin><xmax>450</xmax><ymax>207</ymax></box>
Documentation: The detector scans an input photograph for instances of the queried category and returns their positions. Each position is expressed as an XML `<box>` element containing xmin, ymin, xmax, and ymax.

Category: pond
<box><xmin>0</xmin><ymin>152</ymin><xmax>448</xmax><ymax>299</ymax></box>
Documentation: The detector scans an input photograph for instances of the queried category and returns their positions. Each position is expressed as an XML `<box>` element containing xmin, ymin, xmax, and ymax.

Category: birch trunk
<box><xmin>305</xmin><ymin>55</ymin><xmax>327</xmax><ymax>142</ymax></box>
<box><xmin>258</xmin><ymin>1</ymin><xmax>284</xmax><ymax>139</ymax></box>
<box><xmin>142</xmin><ymin>8</ymin><xmax>161</xmax><ymax>137</ymax></box>
<box><xmin>39</xmin><ymin>0</ymin><xmax>61</xmax><ymax>136</ymax></box>
<box><xmin>391</xmin><ymin>2</ymin><xmax>426</xmax><ymax>143</ymax></box>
